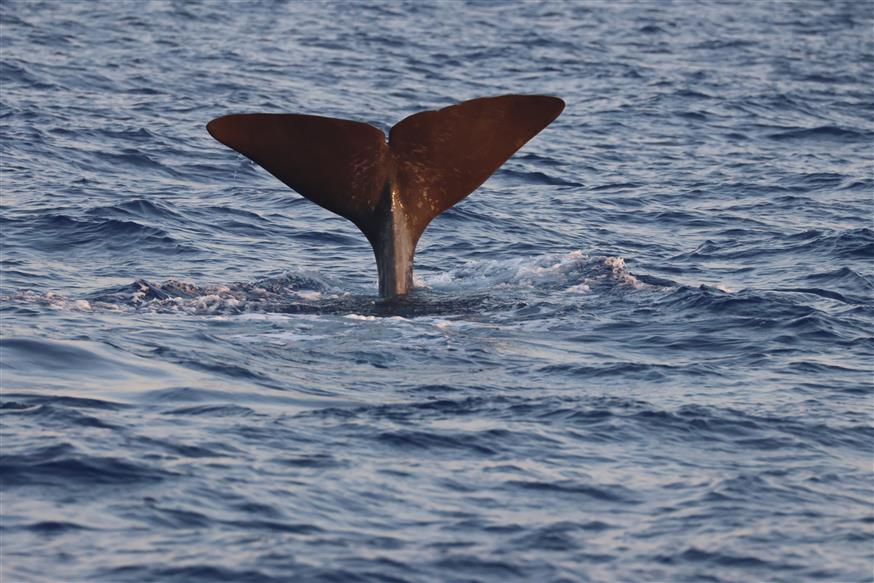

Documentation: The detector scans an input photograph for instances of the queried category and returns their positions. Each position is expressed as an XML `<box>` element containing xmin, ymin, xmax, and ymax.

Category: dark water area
<box><xmin>1</xmin><ymin>1</ymin><xmax>873</xmax><ymax>581</ymax></box>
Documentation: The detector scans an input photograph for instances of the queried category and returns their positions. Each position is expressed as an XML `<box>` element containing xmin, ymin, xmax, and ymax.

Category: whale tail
<box><xmin>207</xmin><ymin>95</ymin><xmax>564</xmax><ymax>298</ymax></box>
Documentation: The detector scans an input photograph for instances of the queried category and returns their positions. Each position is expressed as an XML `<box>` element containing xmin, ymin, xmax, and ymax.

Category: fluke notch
<box><xmin>207</xmin><ymin>95</ymin><xmax>564</xmax><ymax>298</ymax></box>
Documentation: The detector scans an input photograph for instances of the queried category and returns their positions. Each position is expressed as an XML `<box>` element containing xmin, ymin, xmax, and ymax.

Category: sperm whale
<box><xmin>207</xmin><ymin>95</ymin><xmax>564</xmax><ymax>299</ymax></box>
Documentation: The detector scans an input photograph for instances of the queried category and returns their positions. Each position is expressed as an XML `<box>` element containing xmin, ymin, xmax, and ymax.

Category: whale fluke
<box><xmin>207</xmin><ymin>95</ymin><xmax>564</xmax><ymax>298</ymax></box>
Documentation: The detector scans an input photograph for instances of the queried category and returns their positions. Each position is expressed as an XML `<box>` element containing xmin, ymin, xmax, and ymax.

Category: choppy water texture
<box><xmin>2</xmin><ymin>1</ymin><xmax>873</xmax><ymax>581</ymax></box>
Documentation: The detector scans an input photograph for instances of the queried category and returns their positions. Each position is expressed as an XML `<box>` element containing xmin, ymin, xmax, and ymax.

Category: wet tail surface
<box><xmin>207</xmin><ymin>95</ymin><xmax>564</xmax><ymax>297</ymax></box>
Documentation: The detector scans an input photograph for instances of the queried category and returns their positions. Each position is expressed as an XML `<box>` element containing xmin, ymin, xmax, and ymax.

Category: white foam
<box><xmin>2</xmin><ymin>252</ymin><xmax>650</xmax><ymax>316</ymax></box>
<box><xmin>229</xmin><ymin>330</ymin><xmax>328</xmax><ymax>344</ymax></box>
<box><xmin>345</xmin><ymin>314</ymin><xmax>379</xmax><ymax>321</ymax></box>
<box><xmin>226</xmin><ymin>313</ymin><xmax>295</xmax><ymax>322</ymax></box>
<box><xmin>419</xmin><ymin>250</ymin><xmax>646</xmax><ymax>293</ymax></box>
<box><xmin>3</xmin><ymin>290</ymin><xmax>96</xmax><ymax>312</ymax></box>
<box><xmin>603</xmin><ymin>256</ymin><xmax>644</xmax><ymax>288</ymax></box>
<box><xmin>294</xmin><ymin>290</ymin><xmax>322</xmax><ymax>301</ymax></box>
<box><xmin>412</xmin><ymin>274</ymin><xmax>429</xmax><ymax>289</ymax></box>
<box><xmin>343</xmin><ymin>314</ymin><xmax>409</xmax><ymax>322</ymax></box>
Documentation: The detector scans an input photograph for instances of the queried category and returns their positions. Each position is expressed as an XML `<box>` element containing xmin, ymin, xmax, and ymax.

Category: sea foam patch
<box><xmin>419</xmin><ymin>250</ymin><xmax>646</xmax><ymax>293</ymax></box>
<box><xmin>2</xmin><ymin>252</ymin><xmax>648</xmax><ymax>316</ymax></box>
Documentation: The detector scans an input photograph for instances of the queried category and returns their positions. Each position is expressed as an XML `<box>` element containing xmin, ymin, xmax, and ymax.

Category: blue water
<box><xmin>1</xmin><ymin>1</ymin><xmax>873</xmax><ymax>581</ymax></box>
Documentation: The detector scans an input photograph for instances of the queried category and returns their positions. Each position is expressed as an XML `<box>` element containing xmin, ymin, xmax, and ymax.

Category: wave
<box><xmin>0</xmin><ymin>445</ymin><xmax>171</xmax><ymax>488</ymax></box>
<box><xmin>85</xmin><ymin>198</ymin><xmax>183</xmax><ymax>221</ymax></box>
<box><xmin>2</xmin><ymin>251</ymin><xmax>648</xmax><ymax>315</ymax></box>
<box><xmin>95</xmin><ymin>565</ymin><xmax>285</xmax><ymax>583</ymax></box>
<box><xmin>0</xmin><ymin>402</ymin><xmax>120</xmax><ymax>430</ymax></box>
<box><xmin>674</xmin><ymin>228</ymin><xmax>874</xmax><ymax>263</ymax></box>
<box><xmin>4</xmin><ymin>213</ymin><xmax>197</xmax><ymax>254</ymax></box>
<box><xmin>767</xmin><ymin>126</ymin><xmax>872</xmax><ymax>142</ymax></box>
<box><xmin>419</xmin><ymin>251</ymin><xmax>646</xmax><ymax>293</ymax></box>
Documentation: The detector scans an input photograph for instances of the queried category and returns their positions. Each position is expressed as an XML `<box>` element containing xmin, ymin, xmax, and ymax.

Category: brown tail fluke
<box><xmin>206</xmin><ymin>114</ymin><xmax>390</xmax><ymax>233</ymax></box>
<box><xmin>390</xmin><ymin>95</ymin><xmax>565</xmax><ymax>240</ymax></box>
<box><xmin>207</xmin><ymin>95</ymin><xmax>564</xmax><ymax>298</ymax></box>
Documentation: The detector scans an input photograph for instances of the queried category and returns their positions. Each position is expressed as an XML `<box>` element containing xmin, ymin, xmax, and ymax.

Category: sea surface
<box><xmin>1</xmin><ymin>1</ymin><xmax>872</xmax><ymax>581</ymax></box>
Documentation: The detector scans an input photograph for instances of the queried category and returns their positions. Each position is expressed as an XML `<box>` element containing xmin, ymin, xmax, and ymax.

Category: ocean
<box><xmin>1</xmin><ymin>1</ymin><xmax>872</xmax><ymax>581</ymax></box>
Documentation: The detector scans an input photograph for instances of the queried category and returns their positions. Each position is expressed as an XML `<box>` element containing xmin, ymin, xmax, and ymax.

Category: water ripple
<box><xmin>1</xmin><ymin>0</ymin><xmax>872</xmax><ymax>582</ymax></box>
